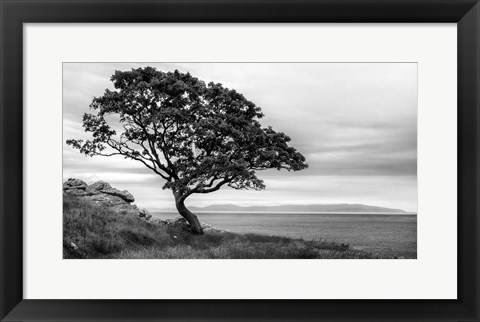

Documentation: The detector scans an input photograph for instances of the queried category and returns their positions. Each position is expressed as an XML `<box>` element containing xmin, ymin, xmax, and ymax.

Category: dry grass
<box><xmin>63</xmin><ymin>195</ymin><xmax>384</xmax><ymax>259</ymax></box>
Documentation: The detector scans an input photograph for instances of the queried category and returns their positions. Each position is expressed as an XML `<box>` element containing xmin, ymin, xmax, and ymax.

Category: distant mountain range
<box><xmin>178</xmin><ymin>203</ymin><xmax>408</xmax><ymax>213</ymax></box>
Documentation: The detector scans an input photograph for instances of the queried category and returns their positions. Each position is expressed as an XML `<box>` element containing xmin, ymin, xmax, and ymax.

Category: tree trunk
<box><xmin>175</xmin><ymin>198</ymin><xmax>203</xmax><ymax>234</ymax></box>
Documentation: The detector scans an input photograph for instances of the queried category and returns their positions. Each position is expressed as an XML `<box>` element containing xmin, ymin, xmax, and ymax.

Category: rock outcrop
<box><xmin>162</xmin><ymin>217</ymin><xmax>226</xmax><ymax>233</ymax></box>
<box><xmin>63</xmin><ymin>178</ymin><xmax>149</xmax><ymax>218</ymax></box>
<box><xmin>63</xmin><ymin>178</ymin><xmax>227</xmax><ymax>233</ymax></box>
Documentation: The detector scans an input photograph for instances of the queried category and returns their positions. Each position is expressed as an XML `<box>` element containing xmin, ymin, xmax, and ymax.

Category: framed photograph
<box><xmin>1</xmin><ymin>0</ymin><xmax>479</xmax><ymax>321</ymax></box>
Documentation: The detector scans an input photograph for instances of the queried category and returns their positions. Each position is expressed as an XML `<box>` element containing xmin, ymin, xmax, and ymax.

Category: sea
<box><xmin>151</xmin><ymin>212</ymin><xmax>417</xmax><ymax>258</ymax></box>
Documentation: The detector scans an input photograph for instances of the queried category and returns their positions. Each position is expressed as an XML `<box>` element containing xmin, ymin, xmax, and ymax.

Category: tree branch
<box><xmin>192</xmin><ymin>177</ymin><xmax>231</xmax><ymax>194</ymax></box>
<box><xmin>106</xmin><ymin>139</ymin><xmax>171</xmax><ymax>181</ymax></box>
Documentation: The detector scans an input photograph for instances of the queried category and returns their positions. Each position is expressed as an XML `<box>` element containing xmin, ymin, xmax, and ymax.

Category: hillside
<box><xmin>63</xmin><ymin>191</ymin><xmax>386</xmax><ymax>259</ymax></box>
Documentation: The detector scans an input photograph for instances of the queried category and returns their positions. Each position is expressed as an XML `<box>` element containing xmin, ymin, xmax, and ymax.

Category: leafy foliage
<box><xmin>67</xmin><ymin>67</ymin><xmax>308</xmax><ymax>201</ymax></box>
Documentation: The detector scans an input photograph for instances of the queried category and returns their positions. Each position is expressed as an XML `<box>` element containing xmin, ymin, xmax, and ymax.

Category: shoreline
<box><xmin>149</xmin><ymin>211</ymin><xmax>417</xmax><ymax>259</ymax></box>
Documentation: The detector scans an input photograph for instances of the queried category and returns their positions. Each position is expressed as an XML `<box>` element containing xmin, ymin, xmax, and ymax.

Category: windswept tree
<box><xmin>67</xmin><ymin>67</ymin><xmax>308</xmax><ymax>234</ymax></box>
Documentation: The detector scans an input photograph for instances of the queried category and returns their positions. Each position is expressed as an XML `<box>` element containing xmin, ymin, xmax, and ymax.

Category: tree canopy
<box><xmin>67</xmin><ymin>67</ymin><xmax>308</xmax><ymax>204</ymax></box>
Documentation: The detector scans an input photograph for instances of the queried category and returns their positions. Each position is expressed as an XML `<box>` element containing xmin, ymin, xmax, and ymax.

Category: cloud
<box><xmin>63</xmin><ymin>62</ymin><xmax>417</xmax><ymax>212</ymax></box>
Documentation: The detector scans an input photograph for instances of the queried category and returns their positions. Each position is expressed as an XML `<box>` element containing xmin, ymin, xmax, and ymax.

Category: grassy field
<box><xmin>63</xmin><ymin>195</ymin><xmax>385</xmax><ymax>259</ymax></box>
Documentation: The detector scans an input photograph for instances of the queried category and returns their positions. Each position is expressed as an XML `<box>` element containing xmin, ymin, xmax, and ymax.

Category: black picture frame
<box><xmin>1</xmin><ymin>0</ymin><xmax>479</xmax><ymax>321</ymax></box>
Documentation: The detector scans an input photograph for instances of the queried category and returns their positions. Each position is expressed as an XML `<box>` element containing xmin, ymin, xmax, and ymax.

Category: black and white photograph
<box><xmin>63</xmin><ymin>62</ymin><xmax>417</xmax><ymax>259</ymax></box>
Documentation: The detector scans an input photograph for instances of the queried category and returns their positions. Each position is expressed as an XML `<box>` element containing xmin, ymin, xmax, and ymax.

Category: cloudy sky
<box><xmin>63</xmin><ymin>63</ymin><xmax>417</xmax><ymax>212</ymax></box>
